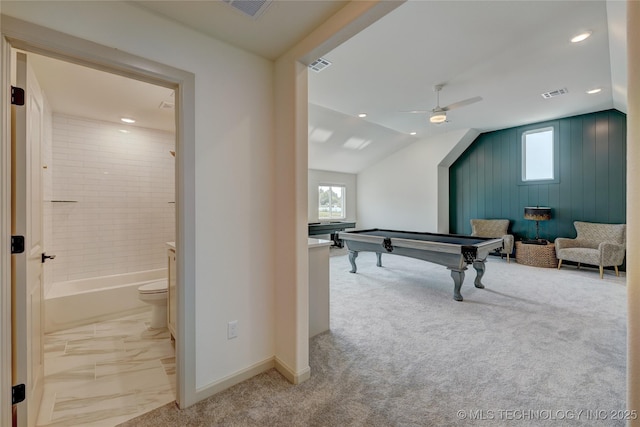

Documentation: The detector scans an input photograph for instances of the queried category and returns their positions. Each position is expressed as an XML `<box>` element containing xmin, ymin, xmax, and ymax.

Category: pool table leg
<box><xmin>376</xmin><ymin>252</ymin><xmax>382</xmax><ymax>267</ymax></box>
<box><xmin>472</xmin><ymin>260</ymin><xmax>486</xmax><ymax>289</ymax></box>
<box><xmin>450</xmin><ymin>269</ymin><xmax>465</xmax><ymax>302</ymax></box>
<box><xmin>348</xmin><ymin>250</ymin><xmax>359</xmax><ymax>273</ymax></box>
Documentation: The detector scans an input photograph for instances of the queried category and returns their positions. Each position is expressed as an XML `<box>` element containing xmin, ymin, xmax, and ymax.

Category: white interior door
<box><xmin>12</xmin><ymin>51</ymin><xmax>44</xmax><ymax>427</ymax></box>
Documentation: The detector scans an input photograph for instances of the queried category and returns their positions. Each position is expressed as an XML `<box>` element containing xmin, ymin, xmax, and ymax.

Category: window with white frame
<box><xmin>318</xmin><ymin>185</ymin><xmax>345</xmax><ymax>220</ymax></box>
<box><xmin>522</xmin><ymin>126</ymin><xmax>555</xmax><ymax>181</ymax></box>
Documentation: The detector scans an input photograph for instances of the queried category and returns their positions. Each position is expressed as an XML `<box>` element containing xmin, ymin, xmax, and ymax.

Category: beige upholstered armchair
<box><xmin>470</xmin><ymin>219</ymin><xmax>514</xmax><ymax>262</ymax></box>
<box><xmin>555</xmin><ymin>221</ymin><xmax>626</xmax><ymax>279</ymax></box>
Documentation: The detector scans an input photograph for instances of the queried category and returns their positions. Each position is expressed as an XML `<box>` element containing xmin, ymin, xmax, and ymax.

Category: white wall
<box><xmin>308</xmin><ymin>169</ymin><xmax>357</xmax><ymax>223</ymax></box>
<box><xmin>357</xmin><ymin>129</ymin><xmax>479</xmax><ymax>232</ymax></box>
<box><xmin>1</xmin><ymin>0</ymin><xmax>276</xmax><ymax>391</ymax></box>
<box><xmin>48</xmin><ymin>114</ymin><xmax>175</xmax><ymax>283</ymax></box>
<box><xmin>273</xmin><ymin>0</ymin><xmax>402</xmax><ymax>386</ymax></box>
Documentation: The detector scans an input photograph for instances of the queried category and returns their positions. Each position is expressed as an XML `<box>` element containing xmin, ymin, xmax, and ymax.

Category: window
<box><xmin>522</xmin><ymin>127</ymin><xmax>553</xmax><ymax>181</ymax></box>
<box><xmin>520</xmin><ymin>125</ymin><xmax>559</xmax><ymax>184</ymax></box>
<box><xmin>318</xmin><ymin>185</ymin><xmax>345</xmax><ymax>220</ymax></box>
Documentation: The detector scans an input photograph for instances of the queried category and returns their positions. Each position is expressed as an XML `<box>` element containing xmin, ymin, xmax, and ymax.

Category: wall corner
<box><xmin>436</xmin><ymin>128</ymin><xmax>480</xmax><ymax>233</ymax></box>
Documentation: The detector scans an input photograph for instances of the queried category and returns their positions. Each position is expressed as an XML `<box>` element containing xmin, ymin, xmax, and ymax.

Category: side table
<box><xmin>515</xmin><ymin>241</ymin><xmax>558</xmax><ymax>268</ymax></box>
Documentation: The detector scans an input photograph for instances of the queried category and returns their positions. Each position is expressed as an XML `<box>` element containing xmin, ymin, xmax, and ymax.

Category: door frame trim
<box><xmin>1</xmin><ymin>29</ymin><xmax>13</xmax><ymax>427</ymax></box>
<box><xmin>0</xmin><ymin>15</ymin><xmax>198</xmax><ymax>424</ymax></box>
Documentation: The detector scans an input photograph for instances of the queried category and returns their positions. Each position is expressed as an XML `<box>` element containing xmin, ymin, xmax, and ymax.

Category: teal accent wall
<box><xmin>449</xmin><ymin>109</ymin><xmax>626</xmax><ymax>243</ymax></box>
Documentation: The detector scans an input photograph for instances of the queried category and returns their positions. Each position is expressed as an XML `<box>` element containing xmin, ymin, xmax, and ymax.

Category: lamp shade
<box><xmin>524</xmin><ymin>207</ymin><xmax>551</xmax><ymax>221</ymax></box>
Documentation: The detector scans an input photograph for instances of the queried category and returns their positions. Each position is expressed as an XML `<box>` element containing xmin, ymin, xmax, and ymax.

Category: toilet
<box><xmin>137</xmin><ymin>279</ymin><xmax>168</xmax><ymax>329</ymax></box>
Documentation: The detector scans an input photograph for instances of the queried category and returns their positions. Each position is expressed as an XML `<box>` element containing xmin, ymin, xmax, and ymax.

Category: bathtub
<box><xmin>45</xmin><ymin>269</ymin><xmax>167</xmax><ymax>333</ymax></box>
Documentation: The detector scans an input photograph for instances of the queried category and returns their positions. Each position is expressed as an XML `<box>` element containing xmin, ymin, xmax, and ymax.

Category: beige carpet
<box><xmin>119</xmin><ymin>250</ymin><xmax>627</xmax><ymax>426</ymax></box>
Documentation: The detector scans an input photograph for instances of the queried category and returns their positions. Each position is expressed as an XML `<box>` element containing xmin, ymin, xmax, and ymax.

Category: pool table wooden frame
<box><xmin>338</xmin><ymin>228</ymin><xmax>504</xmax><ymax>301</ymax></box>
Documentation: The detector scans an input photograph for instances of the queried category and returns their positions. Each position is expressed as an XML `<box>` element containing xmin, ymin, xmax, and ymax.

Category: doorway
<box><xmin>1</xmin><ymin>15</ymin><xmax>197</xmax><ymax>426</ymax></box>
<box><xmin>27</xmin><ymin>51</ymin><xmax>177</xmax><ymax>425</ymax></box>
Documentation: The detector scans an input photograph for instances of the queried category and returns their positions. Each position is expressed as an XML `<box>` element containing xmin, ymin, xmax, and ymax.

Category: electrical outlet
<box><xmin>227</xmin><ymin>320</ymin><xmax>238</xmax><ymax>339</ymax></box>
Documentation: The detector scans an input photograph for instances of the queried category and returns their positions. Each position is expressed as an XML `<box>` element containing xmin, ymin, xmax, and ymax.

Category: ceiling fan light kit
<box><xmin>401</xmin><ymin>84</ymin><xmax>482</xmax><ymax>125</ymax></box>
<box><xmin>430</xmin><ymin>111</ymin><xmax>447</xmax><ymax>123</ymax></box>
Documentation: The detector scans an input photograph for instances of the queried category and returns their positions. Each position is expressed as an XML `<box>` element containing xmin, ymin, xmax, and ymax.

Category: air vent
<box><xmin>541</xmin><ymin>88</ymin><xmax>569</xmax><ymax>99</ymax></box>
<box><xmin>222</xmin><ymin>0</ymin><xmax>272</xmax><ymax>19</ymax></box>
<box><xmin>308</xmin><ymin>58</ymin><xmax>332</xmax><ymax>73</ymax></box>
<box><xmin>159</xmin><ymin>101</ymin><xmax>174</xmax><ymax>110</ymax></box>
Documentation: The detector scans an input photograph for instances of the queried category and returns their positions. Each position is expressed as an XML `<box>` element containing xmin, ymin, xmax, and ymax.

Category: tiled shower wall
<box><xmin>48</xmin><ymin>114</ymin><xmax>175</xmax><ymax>283</ymax></box>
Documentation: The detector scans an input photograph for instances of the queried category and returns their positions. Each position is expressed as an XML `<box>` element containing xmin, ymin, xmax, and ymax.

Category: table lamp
<box><xmin>523</xmin><ymin>206</ymin><xmax>551</xmax><ymax>244</ymax></box>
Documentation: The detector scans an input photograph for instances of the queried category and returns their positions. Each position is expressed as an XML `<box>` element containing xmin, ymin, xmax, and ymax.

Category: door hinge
<box><xmin>11</xmin><ymin>235</ymin><xmax>25</xmax><ymax>254</ymax></box>
<box><xmin>11</xmin><ymin>86</ymin><xmax>25</xmax><ymax>106</ymax></box>
<box><xmin>12</xmin><ymin>384</ymin><xmax>25</xmax><ymax>405</ymax></box>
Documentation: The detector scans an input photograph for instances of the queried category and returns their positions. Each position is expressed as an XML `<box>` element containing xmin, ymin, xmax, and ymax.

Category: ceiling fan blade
<box><xmin>442</xmin><ymin>96</ymin><xmax>483</xmax><ymax>111</ymax></box>
<box><xmin>400</xmin><ymin>110</ymin><xmax>431</xmax><ymax>114</ymax></box>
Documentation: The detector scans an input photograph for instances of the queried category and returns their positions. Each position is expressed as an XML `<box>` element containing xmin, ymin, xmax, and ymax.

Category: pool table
<box><xmin>308</xmin><ymin>221</ymin><xmax>356</xmax><ymax>247</ymax></box>
<box><xmin>338</xmin><ymin>229</ymin><xmax>504</xmax><ymax>301</ymax></box>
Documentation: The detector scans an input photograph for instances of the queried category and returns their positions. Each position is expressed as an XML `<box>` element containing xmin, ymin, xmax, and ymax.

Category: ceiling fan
<box><xmin>405</xmin><ymin>84</ymin><xmax>483</xmax><ymax>124</ymax></box>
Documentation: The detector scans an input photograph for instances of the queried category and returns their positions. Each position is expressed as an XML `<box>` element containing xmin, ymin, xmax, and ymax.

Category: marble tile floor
<box><xmin>37</xmin><ymin>310</ymin><xmax>176</xmax><ymax>427</ymax></box>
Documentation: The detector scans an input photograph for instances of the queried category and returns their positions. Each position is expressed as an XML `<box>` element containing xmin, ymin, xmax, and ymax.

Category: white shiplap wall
<box><xmin>49</xmin><ymin>114</ymin><xmax>175</xmax><ymax>283</ymax></box>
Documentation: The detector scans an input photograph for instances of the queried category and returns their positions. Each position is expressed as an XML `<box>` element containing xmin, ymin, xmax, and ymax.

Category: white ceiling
<box><xmin>307</xmin><ymin>0</ymin><xmax>627</xmax><ymax>172</ymax></box>
<box><xmin>133</xmin><ymin>0</ymin><xmax>349</xmax><ymax>61</ymax></box>
<box><xmin>27</xmin><ymin>53</ymin><xmax>176</xmax><ymax>132</ymax></box>
<box><xmin>26</xmin><ymin>0</ymin><xmax>627</xmax><ymax>174</ymax></box>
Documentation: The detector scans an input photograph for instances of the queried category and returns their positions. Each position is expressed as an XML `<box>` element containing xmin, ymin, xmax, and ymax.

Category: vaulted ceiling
<box><xmin>26</xmin><ymin>0</ymin><xmax>627</xmax><ymax>174</ymax></box>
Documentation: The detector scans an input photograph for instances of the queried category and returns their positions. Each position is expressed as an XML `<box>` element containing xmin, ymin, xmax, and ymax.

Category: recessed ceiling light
<box><xmin>571</xmin><ymin>31</ymin><xmax>592</xmax><ymax>43</ymax></box>
<box><xmin>120</xmin><ymin>117</ymin><xmax>135</xmax><ymax>124</ymax></box>
<box><xmin>119</xmin><ymin>129</ymin><xmax>130</xmax><ymax>134</ymax></box>
<box><xmin>586</xmin><ymin>88</ymin><xmax>602</xmax><ymax>94</ymax></box>
<box><xmin>410</xmin><ymin>132</ymin><xmax>417</xmax><ymax>136</ymax></box>
<box><xmin>358</xmin><ymin>113</ymin><xmax>367</xmax><ymax>118</ymax></box>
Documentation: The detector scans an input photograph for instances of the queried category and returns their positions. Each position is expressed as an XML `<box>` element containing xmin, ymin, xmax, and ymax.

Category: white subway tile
<box><xmin>48</xmin><ymin>114</ymin><xmax>175</xmax><ymax>282</ymax></box>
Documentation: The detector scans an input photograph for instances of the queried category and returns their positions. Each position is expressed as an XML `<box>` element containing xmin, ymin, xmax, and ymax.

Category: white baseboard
<box><xmin>194</xmin><ymin>357</ymin><xmax>275</xmax><ymax>402</ymax></box>
<box><xmin>274</xmin><ymin>357</ymin><xmax>310</xmax><ymax>384</ymax></box>
<box><xmin>193</xmin><ymin>356</ymin><xmax>312</xmax><ymax>404</ymax></box>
